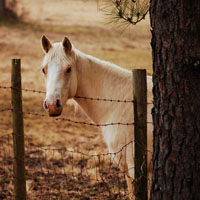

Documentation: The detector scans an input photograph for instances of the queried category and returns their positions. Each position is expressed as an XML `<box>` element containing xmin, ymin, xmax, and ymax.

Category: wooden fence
<box><xmin>1</xmin><ymin>58</ymin><xmax>150</xmax><ymax>200</ymax></box>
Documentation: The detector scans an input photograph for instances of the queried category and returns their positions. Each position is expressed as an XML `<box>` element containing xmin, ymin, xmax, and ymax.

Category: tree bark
<box><xmin>150</xmin><ymin>0</ymin><xmax>200</xmax><ymax>199</ymax></box>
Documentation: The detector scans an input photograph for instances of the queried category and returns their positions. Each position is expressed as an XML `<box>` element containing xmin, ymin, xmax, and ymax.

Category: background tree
<box><xmin>150</xmin><ymin>1</ymin><xmax>200</xmax><ymax>199</ymax></box>
<box><xmin>107</xmin><ymin>0</ymin><xmax>200</xmax><ymax>199</ymax></box>
<box><xmin>0</xmin><ymin>0</ymin><xmax>5</xmax><ymax>17</ymax></box>
<box><xmin>0</xmin><ymin>0</ymin><xmax>18</xmax><ymax>19</ymax></box>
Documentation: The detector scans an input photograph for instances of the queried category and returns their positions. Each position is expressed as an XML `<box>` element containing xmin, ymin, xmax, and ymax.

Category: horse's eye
<box><xmin>42</xmin><ymin>68</ymin><xmax>45</xmax><ymax>74</ymax></box>
<box><xmin>66</xmin><ymin>67</ymin><xmax>71</xmax><ymax>73</ymax></box>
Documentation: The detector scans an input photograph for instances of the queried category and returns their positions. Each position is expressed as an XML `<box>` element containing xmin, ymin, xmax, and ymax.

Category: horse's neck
<box><xmin>74</xmin><ymin>50</ymin><xmax>132</xmax><ymax>124</ymax></box>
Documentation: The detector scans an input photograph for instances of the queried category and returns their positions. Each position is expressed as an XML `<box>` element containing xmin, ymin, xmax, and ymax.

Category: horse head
<box><xmin>41</xmin><ymin>35</ymin><xmax>78</xmax><ymax>117</ymax></box>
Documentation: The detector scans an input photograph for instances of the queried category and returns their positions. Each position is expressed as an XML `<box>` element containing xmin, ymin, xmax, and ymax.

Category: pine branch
<box><xmin>100</xmin><ymin>0</ymin><xmax>149</xmax><ymax>26</ymax></box>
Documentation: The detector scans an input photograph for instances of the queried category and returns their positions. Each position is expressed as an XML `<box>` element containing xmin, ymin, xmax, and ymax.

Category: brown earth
<box><xmin>0</xmin><ymin>0</ymin><xmax>152</xmax><ymax>199</ymax></box>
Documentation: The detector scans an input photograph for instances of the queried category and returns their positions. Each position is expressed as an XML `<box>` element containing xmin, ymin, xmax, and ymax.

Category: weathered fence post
<box><xmin>11</xmin><ymin>59</ymin><xmax>26</xmax><ymax>200</ymax></box>
<box><xmin>132</xmin><ymin>69</ymin><xmax>147</xmax><ymax>200</ymax></box>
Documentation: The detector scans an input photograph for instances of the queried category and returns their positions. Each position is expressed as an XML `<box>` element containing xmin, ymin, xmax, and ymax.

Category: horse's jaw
<box><xmin>49</xmin><ymin>112</ymin><xmax>62</xmax><ymax>117</ymax></box>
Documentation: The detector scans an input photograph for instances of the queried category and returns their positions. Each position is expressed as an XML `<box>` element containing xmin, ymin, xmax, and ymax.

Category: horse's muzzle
<box><xmin>43</xmin><ymin>99</ymin><xmax>63</xmax><ymax>117</ymax></box>
<box><xmin>49</xmin><ymin>112</ymin><xmax>62</xmax><ymax>117</ymax></box>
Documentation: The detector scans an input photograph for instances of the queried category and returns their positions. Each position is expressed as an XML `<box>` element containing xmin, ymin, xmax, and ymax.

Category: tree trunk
<box><xmin>0</xmin><ymin>0</ymin><xmax>5</xmax><ymax>17</ymax></box>
<box><xmin>150</xmin><ymin>0</ymin><xmax>200</xmax><ymax>199</ymax></box>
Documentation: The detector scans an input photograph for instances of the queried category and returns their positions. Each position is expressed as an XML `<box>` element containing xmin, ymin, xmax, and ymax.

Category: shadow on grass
<box><xmin>0</xmin><ymin>9</ymin><xmax>104</xmax><ymax>36</ymax></box>
<box><xmin>0</xmin><ymin>8</ymin><xmax>45</xmax><ymax>32</ymax></box>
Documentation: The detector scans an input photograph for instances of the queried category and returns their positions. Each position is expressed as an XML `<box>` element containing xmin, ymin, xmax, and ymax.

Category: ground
<box><xmin>0</xmin><ymin>0</ymin><xmax>152</xmax><ymax>199</ymax></box>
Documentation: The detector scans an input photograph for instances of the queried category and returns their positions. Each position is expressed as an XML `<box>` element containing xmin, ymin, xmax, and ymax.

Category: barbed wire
<box><xmin>0</xmin><ymin>108</ymin><xmax>12</xmax><ymax>112</ymax></box>
<box><xmin>0</xmin><ymin>107</ymin><xmax>152</xmax><ymax>126</ymax></box>
<box><xmin>11</xmin><ymin>109</ymin><xmax>135</xmax><ymax>127</ymax></box>
<box><xmin>40</xmin><ymin>140</ymin><xmax>135</xmax><ymax>157</ymax></box>
<box><xmin>0</xmin><ymin>132</ymin><xmax>153</xmax><ymax>158</ymax></box>
<box><xmin>0</xmin><ymin>133</ymin><xmax>135</xmax><ymax>156</ymax></box>
<box><xmin>0</xmin><ymin>133</ymin><xmax>151</xmax><ymax>173</ymax></box>
<box><xmin>0</xmin><ymin>85</ymin><xmax>46</xmax><ymax>94</ymax></box>
<box><xmin>0</xmin><ymin>85</ymin><xmax>153</xmax><ymax>104</ymax></box>
<box><xmin>74</xmin><ymin>95</ymin><xmax>134</xmax><ymax>103</ymax></box>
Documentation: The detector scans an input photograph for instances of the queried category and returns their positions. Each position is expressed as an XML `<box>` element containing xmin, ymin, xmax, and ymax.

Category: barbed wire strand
<box><xmin>0</xmin><ymin>85</ymin><xmax>154</xmax><ymax>104</ymax></box>
<box><xmin>0</xmin><ymin>133</ymin><xmax>153</xmax><ymax>159</ymax></box>
<box><xmin>10</xmin><ymin>108</ymin><xmax>135</xmax><ymax>127</ymax></box>
<box><xmin>0</xmin><ymin>85</ymin><xmax>46</xmax><ymax>94</ymax></box>
<box><xmin>0</xmin><ymin>107</ymin><xmax>153</xmax><ymax>126</ymax></box>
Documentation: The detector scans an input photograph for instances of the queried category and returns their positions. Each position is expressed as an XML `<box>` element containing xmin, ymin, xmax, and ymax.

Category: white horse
<box><xmin>41</xmin><ymin>35</ymin><xmax>153</xmax><ymax>199</ymax></box>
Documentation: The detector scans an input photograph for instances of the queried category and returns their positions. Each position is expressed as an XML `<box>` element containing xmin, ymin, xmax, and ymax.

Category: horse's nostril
<box><xmin>44</xmin><ymin>101</ymin><xmax>48</xmax><ymax>110</ymax></box>
<box><xmin>56</xmin><ymin>99</ymin><xmax>61</xmax><ymax>108</ymax></box>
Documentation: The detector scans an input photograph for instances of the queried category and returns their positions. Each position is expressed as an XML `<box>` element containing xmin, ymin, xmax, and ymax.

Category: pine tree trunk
<box><xmin>150</xmin><ymin>0</ymin><xmax>200</xmax><ymax>199</ymax></box>
<box><xmin>0</xmin><ymin>0</ymin><xmax>5</xmax><ymax>17</ymax></box>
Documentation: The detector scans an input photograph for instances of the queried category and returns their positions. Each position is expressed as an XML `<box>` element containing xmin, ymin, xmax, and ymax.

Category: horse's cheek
<box><xmin>70</xmin><ymin>74</ymin><xmax>78</xmax><ymax>97</ymax></box>
<box><xmin>64</xmin><ymin>74</ymin><xmax>77</xmax><ymax>99</ymax></box>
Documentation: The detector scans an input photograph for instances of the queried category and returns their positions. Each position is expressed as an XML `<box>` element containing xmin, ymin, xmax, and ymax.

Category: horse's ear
<box><xmin>62</xmin><ymin>37</ymin><xmax>72</xmax><ymax>54</ymax></box>
<box><xmin>41</xmin><ymin>35</ymin><xmax>52</xmax><ymax>53</ymax></box>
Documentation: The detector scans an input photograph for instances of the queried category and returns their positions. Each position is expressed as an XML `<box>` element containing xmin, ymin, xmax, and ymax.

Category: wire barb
<box><xmin>74</xmin><ymin>95</ymin><xmax>134</xmax><ymax>103</ymax></box>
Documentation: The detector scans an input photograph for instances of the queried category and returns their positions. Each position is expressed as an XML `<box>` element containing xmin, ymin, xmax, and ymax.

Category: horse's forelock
<box><xmin>43</xmin><ymin>42</ymin><xmax>73</xmax><ymax>66</ymax></box>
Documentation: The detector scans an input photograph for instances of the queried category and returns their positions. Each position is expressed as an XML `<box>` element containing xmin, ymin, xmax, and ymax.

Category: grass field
<box><xmin>0</xmin><ymin>0</ymin><xmax>152</xmax><ymax>199</ymax></box>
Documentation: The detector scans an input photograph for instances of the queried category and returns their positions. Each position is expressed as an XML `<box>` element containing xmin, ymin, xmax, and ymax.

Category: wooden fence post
<box><xmin>11</xmin><ymin>59</ymin><xmax>26</xmax><ymax>200</ymax></box>
<box><xmin>132</xmin><ymin>69</ymin><xmax>147</xmax><ymax>200</ymax></box>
